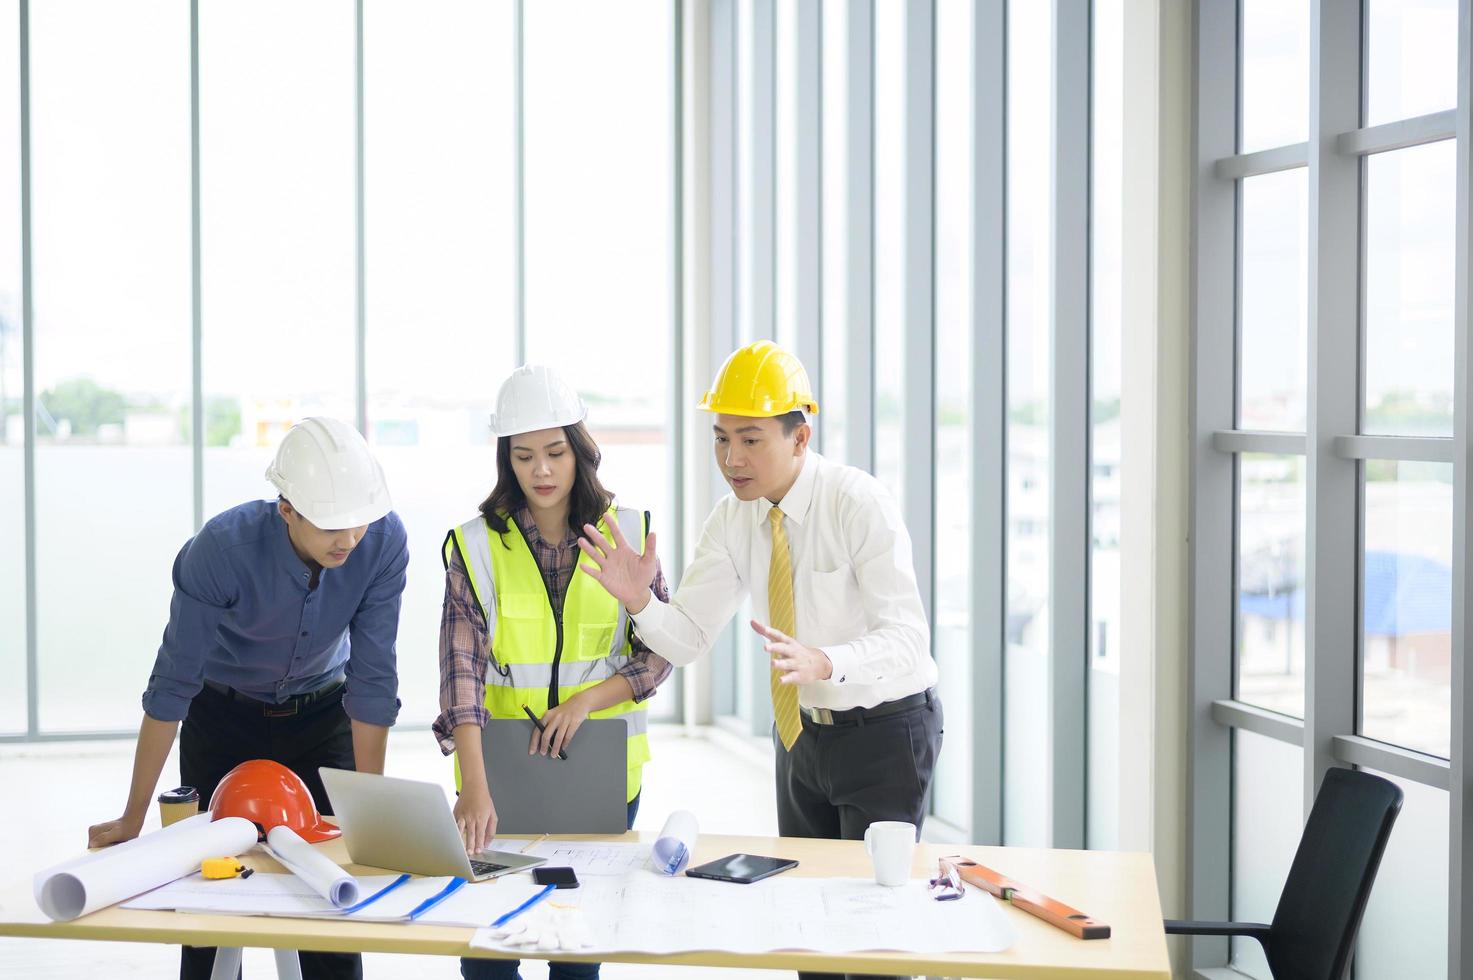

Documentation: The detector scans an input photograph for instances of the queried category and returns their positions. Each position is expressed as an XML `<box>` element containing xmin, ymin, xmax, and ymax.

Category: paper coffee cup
<box><xmin>157</xmin><ymin>786</ymin><xmax>200</xmax><ymax>827</ymax></box>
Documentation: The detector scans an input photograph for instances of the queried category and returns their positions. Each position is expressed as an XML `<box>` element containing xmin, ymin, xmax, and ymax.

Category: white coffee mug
<box><xmin>863</xmin><ymin>820</ymin><xmax>917</xmax><ymax>887</ymax></box>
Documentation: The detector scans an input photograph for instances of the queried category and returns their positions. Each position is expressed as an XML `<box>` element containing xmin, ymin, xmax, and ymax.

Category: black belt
<box><xmin>202</xmin><ymin>674</ymin><xmax>346</xmax><ymax>717</ymax></box>
<box><xmin>801</xmin><ymin>688</ymin><xmax>935</xmax><ymax>727</ymax></box>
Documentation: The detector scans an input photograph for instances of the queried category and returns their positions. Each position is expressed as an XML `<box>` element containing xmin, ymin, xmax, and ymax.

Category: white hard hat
<box><xmin>264</xmin><ymin>417</ymin><xmax>392</xmax><ymax>529</ymax></box>
<box><xmin>488</xmin><ymin>365</ymin><xmax>588</xmax><ymax>437</ymax></box>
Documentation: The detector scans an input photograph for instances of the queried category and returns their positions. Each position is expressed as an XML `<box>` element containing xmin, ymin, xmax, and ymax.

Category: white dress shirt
<box><xmin>630</xmin><ymin>451</ymin><xmax>937</xmax><ymax>711</ymax></box>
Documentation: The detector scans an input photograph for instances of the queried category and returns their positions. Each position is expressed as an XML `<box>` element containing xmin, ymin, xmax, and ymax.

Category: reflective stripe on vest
<box><xmin>443</xmin><ymin>506</ymin><xmax>651</xmax><ymax>801</ymax></box>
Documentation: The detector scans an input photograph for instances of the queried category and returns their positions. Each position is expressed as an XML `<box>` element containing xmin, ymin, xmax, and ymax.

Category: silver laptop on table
<box><xmin>318</xmin><ymin>768</ymin><xmax>547</xmax><ymax>882</ymax></box>
<box><xmin>482</xmin><ymin>717</ymin><xmax>628</xmax><ymax>834</ymax></box>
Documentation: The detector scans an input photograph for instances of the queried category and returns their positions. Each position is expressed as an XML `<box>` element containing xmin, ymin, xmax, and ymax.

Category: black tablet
<box><xmin>684</xmin><ymin>853</ymin><xmax>799</xmax><ymax>884</ymax></box>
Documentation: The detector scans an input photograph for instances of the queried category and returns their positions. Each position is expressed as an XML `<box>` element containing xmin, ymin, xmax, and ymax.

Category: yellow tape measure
<box><xmin>201</xmin><ymin>858</ymin><xmax>251</xmax><ymax>880</ymax></box>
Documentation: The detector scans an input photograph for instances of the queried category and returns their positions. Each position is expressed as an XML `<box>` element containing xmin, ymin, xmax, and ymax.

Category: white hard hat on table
<box><xmin>264</xmin><ymin>417</ymin><xmax>392</xmax><ymax>529</ymax></box>
<box><xmin>488</xmin><ymin>364</ymin><xmax>588</xmax><ymax>437</ymax></box>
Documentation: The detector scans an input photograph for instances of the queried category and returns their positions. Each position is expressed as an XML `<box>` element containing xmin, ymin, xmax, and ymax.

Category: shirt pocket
<box><xmin>799</xmin><ymin>564</ymin><xmax>860</xmax><ymax>644</ymax></box>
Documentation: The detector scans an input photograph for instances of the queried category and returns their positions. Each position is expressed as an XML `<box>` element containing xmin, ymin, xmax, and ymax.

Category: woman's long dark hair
<box><xmin>480</xmin><ymin>420</ymin><xmax>614</xmax><ymax>543</ymax></box>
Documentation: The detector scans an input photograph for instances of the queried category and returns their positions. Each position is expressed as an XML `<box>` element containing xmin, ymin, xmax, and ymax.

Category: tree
<box><xmin>40</xmin><ymin>377</ymin><xmax>126</xmax><ymax>437</ymax></box>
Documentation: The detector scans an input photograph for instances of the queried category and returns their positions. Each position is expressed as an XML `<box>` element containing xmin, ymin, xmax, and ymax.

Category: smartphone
<box><xmin>684</xmin><ymin>853</ymin><xmax>799</xmax><ymax>884</ymax></box>
<box><xmin>532</xmin><ymin>865</ymin><xmax>580</xmax><ymax>889</ymax></box>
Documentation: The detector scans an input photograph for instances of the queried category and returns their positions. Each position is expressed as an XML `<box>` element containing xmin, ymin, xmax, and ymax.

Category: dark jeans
<box><xmin>179</xmin><ymin>681</ymin><xmax>361</xmax><ymax>980</ymax></box>
<box><xmin>776</xmin><ymin>693</ymin><xmax>943</xmax><ymax>980</ymax></box>
<box><xmin>460</xmin><ymin>794</ymin><xmax>641</xmax><ymax>980</ymax></box>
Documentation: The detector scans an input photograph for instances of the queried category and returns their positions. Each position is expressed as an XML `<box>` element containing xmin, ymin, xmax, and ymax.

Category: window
<box><xmin>1089</xmin><ymin>0</ymin><xmax>1124</xmax><ymax>850</ymax></box>
<box><xmin>1366</xmin><ymin>0</ymin><xmax>1457</xmax><ymax>127</ymax></box>
<box><xmin>1236</xmin><ymin>454</ymin><xmax>1306</xmax><ymax>715</ymax></box>
<box><xmin>931</xmin><ymin>0</ymin><xmax>972</xmax><ymax>832</ymax></box>
<box><xmin>1238</xmin><ymin>0</ymin><xmax>1308</xmax><ymax>153</ymax></box>
<box><xmin>1003</xmin><ymin>0</ymin><xmax>1052</xmax><ymax>847</ymax></box>
<box><xmin>1239</xmin><ymin>170</ymin><xmax>1308</xmax><ymax>433</ymax></box>
<box><xmin>819</xmin><ymin>0</ymin><xmax>849</xmax><ymax>464</ymax></box>
<box><xmin>0</xmin><ymin>0</ymin><xmax>23</xmax><ymax>733</ymax></box>
<box><xmin>1230</xmin><ymin>730</ymin><xmax>1303</xmax><ymax>979</ymax></box>
<box><xmin>200</xmin><ymin>0</ymin><xmax>356</xmax><ymax>518</ymax></box>
<box><xmin>363</xmin><ymin>0</ymin><xmax>516</xmax><ymax>726</ymax></box>
<box><xmin>871</xmin><ymin>0</ymin><xmax>904</xmax><ymax>502</ymax></box>
<box><xmin>1364</xmin><ymin>141</ymin><xmax>1455</xmax><ymax>438</ymax></box>
<box><xmin>1360</xmin><ymin>461</ymin><xmax>1452</xmax><ymax>758</ymax></box>
<box><xmin>522</xmin><ymin>0</ymin><xmax>677</xmax><ymax>720</ymax></box>
<box><xmin>31</xmin><ymin>0</ymin><xmax>192</xmax><ymax>731</ymax></box>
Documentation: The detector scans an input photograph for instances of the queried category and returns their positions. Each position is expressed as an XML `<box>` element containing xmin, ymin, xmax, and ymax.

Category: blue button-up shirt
<box><xmin>142</xmin><ymin>500</ymin><xmax>409</xmax><ymax>727</ymax></box>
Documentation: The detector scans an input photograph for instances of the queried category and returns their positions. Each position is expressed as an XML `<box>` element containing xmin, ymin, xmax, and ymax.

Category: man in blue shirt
<box><xmin>86</xmin><ymin>417</ymin><xmax>409</xmax><ymax>980</ymax></box>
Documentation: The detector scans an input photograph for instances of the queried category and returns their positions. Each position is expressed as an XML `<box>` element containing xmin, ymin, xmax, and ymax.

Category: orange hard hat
<box><xmin>207</xmin><ymin>759</ymin><xmax>340</xmax><ymax>843</ymax></box>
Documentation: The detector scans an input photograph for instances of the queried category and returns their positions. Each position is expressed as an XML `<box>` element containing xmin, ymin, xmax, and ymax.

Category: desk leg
<box><xmin>209</xmin><ymin>947</ymin><xmax>242</xmax><ymax>980</ymax></box>
<box><xmin>272</xmin><ymin>947</ymin><xmax>304</xmax><ymax>980</ymax></box>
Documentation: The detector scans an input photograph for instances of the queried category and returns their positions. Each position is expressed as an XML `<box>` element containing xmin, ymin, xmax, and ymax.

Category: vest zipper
<box><xmin>538</xmin><ymin>567</ymin><xmax>565</xmax><ymax>708</ymax></box>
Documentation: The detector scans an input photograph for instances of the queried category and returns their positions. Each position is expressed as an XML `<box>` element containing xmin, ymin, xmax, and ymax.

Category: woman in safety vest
<box><xmin>432</xmin><ymin>365</ymin><xmax>671</xmax><ymax>980</ymax></box>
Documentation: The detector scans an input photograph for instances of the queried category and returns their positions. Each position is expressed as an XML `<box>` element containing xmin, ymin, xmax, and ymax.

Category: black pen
<box><xmin>523</xmin><ymin>705</ymin><xmax>569</xmax><ymax>760</ymax></box>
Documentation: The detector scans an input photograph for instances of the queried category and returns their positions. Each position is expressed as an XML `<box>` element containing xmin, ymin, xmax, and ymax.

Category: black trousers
<box><xmin>178</xmin><ymin>681</ymin><xmax>361</xmax><ymax>980</ymax></box>
<box><xmin>774</xmin><ymin>693</ymin><xmax>943</xmax><ymax>980</ymax></box>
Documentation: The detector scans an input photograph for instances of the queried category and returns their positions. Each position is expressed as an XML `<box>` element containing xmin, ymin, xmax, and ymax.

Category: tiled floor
<box><xmin>1</xmin><ymin>724</ymin><xmax>796</xmax><ymax>979</ymax></box>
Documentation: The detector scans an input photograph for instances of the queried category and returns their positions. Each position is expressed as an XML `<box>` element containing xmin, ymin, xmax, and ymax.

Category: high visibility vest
<box><xmin>442</xmin><ymin>506</ymin><xmax>651</xmax><ymax>801</ymax></box>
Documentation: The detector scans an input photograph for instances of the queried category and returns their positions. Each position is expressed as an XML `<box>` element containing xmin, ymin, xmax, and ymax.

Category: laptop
<box><xmin>318</xmin><ymin>768</ymin><xmax>547</xmax><ymax>882</ymax></box>
<box><xmin>482</xmin><ymin>717</ymin><xmax>628</xmax><ymax>834</ymax></box>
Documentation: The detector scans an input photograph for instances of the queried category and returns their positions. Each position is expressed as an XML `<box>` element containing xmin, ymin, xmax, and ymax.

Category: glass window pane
<box><xmin>736</xmin><ymin>0</ymin><xmax>756</xmax><ymax>344</ymax></box>
<box><xmin>1366</xmin><ymin>0</ymin><xmax>1457</xmax><ymax>127</ymax></box>
<box><xmin>1364</xmin><ymin>141</ymin><xmax>1455</xmax><ymax>437</ymax></box>
<box><xmin>0</xmin><ymin>0</ymin><xmax>24</xmax><ymax>733</ymax></box>
<box><xmin>1239</xmin><ymin>0</ymin><xmax>1309</xmax><ymax>153</ymax></box>
<box><xmin>931</xmin><ymin>0</ymin><xmax>972</xmax><ymax>832</ymax></box>
<box><xmin>363</xmin><ymin>0</ymin><xmax>516</xmax><ymax>727</ymax></box>
<box><xmin>31</xmin><ymin>0</ymin><xmax>192</xmax><ymax>732</ymax></box>
<box><xmin>819</xmin><ymin>0</ymin><xmax>848</xmax><ymax>464</ymax></box>
<box><xmin>1361</xmin><ymin>460</ymin><xmax>1452</xmax><ymax>758</ymax></box>
<box><xmin>872</xmin><ymin>0</ymin><xmax>903</xmax><ymax>498</ymax></box>
<box><xmin>1356</xmin><ymin>771</ymin><xmax>1448</xmax><ymax>975</ymax></box>
<box><xmin>1231</xmin><ymin>729</ymin><xmax>1303</xmax><ymax>979</ymax></box>
<box><xmin>523</xmin><ymin>0</ymin><xmax>675</xmax><ymax>722</ymax></box>
<box><xmin>201</xmin><ymin>0</ymin><xmax>356</xmax><ymax>517</ymax></box>
<box><xmin>1004</xmin><ymin>0</ymin><xmax>1052</xmax><ymax>847</ymax></box>
<box><xmin>1236</xmin><ymin>453</ymin><xmax>1306</xmax><ymax>717</ymax></box>
<box><xmin>1240</xmin><ymin>168</ymin><xmax>1308</xmax><ymax>432</ymax></box>
<box><xmin>774</xmin><ymin>0</ymin><xmax>799</xmax><ymax>354</ymax></box>
<box><xmin>1088</xmin><ymin>0</ymin><xmax>1124</xmax><ymax>851</ymax></box>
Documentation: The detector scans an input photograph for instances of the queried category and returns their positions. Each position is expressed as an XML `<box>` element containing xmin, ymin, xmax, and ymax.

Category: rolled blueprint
<box><xmin>650</xmin><ymin>810</ymin><xmax>699</xmax><ymax>875</ymax></box>
<box><xmin>265</xmin><ymin>825</ymin><xmax>360</xmax><ymax>909</ymax></box>
<box><xmin>34</xmin><ymin>813</ymin><xmax>258</xmax><ymax>921</ymax></box>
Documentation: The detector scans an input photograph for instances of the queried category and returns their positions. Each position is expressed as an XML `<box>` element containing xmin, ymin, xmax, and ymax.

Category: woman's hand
<box><xmin>87</xmin><ymin>812</ymin><xmax>144</xmax><ymax>849</ymax></box>
<box><xmin>453</xmin><ymin>783</ymin><xmax>498</xmax><ymax>855</ymax></box>
<box><xmin>532</xmin><ymin>694</ymin><xmax>593</xmax><ymax>757</ymax></box>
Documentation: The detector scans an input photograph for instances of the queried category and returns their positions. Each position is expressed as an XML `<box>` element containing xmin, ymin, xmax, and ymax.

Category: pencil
<box><xmin>520</xmin><ymin>833</ymin><xmax>549</xmax><ymax>854</ymax></box>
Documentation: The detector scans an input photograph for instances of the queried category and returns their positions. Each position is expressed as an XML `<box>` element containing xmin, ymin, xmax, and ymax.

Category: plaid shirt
<box><xmin>433</xmin><ymin>506</ymin><xmax>673</xmax><ymax>753</ymax></box>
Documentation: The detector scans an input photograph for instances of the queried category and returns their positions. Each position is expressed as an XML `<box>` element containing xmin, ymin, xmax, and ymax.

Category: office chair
<box><xmin>1165</xmin><ymin>765</ymin><xmax>1403</xmax><ymax>980</ymax></box>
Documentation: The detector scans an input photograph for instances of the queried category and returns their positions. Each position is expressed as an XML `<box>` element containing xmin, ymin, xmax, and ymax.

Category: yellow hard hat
<box><xmin>698</xmin><ymin>341</ymin><xmax>820</xmax><ymax>418</ymax></box>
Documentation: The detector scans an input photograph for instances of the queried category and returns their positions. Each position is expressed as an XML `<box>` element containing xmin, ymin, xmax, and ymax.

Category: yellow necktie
<box><xmin>768</xmin><ymin>506</ymin><xmax>803</xmax><ymax>750</ymax></box>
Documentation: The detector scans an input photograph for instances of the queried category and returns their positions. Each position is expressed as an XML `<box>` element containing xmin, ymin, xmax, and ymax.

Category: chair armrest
<box><xmin>1164</xmin><ymin>919</ymin><xmax>1272</xmax><ymax>945</ymax></box>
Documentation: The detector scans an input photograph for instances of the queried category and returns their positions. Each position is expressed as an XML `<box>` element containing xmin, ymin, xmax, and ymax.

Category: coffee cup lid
<box><xmin>157</xmin><ymin>786</ymin><xmax>200</xmax><ymax>804</ymax></box>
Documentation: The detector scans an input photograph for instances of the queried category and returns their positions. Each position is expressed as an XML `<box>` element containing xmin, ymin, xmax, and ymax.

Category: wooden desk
<box><xmin>0</xmin><ymin>832</ymin><xmax>1170</xmax><ymax>979</ymax></box>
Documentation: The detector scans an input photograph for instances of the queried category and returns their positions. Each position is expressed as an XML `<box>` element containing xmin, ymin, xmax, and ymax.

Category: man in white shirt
<box><xmin>579</xmin><ymin>341</ymin><xmax>942</xmax><ymax>978</ymax></box>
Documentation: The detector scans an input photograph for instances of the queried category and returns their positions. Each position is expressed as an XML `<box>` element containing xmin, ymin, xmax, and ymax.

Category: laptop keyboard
<box><xmin>470</xmin><ymin>860</ymin><xmax>511</xmax><ymax>876</ymax></box>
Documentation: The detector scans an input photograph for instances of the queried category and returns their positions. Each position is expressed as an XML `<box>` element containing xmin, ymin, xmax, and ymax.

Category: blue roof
<box><xmin>1239</xmin><ymin>550</ymin><xmax>1450</xmax><ymax>636</ymax></box>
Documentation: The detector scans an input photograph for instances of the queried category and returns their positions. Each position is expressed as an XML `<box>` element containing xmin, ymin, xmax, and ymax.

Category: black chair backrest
<box><xmin>1268</xmin><ymin>766</ymin><xmax>1403</xmax><ymax>980</ymax></box>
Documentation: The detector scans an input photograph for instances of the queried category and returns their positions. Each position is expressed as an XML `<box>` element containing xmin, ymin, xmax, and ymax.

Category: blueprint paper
<box><xmin>521</xmin><ymin>840</ymin><xmax>653</xmax><ymax>877</ymax></box>
<box><xmin>122</xmin><ymin>872</ymin><xmax>452</xmax><ymax>922</ymax></box>
<box><xmin>265</xmin><ymin>826</ymin><xmax>359</xmax><ymax>908</ymax></box>
<box><xmin>469</xmin><ymin>872</ymin><xmax>1017</xmax><ymax>955</ymax></box>
<box><xmin>34</xmin><ymin>815</ymin><xmax>258</xmax><ymax>922</ymax></box>
<box><xmin>649</xmin><ymin>810</ymin><xmax>698</xmax><ymax>874</ymax></box>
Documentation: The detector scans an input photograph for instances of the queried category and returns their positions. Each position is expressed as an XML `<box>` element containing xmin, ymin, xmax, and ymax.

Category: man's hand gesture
<box><xmin>577</xmin><ymin>520</ymin><xmax>658</xmax><ymax>613</ymax></box>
